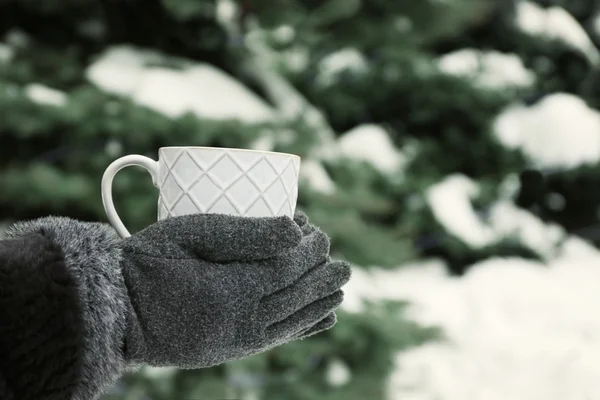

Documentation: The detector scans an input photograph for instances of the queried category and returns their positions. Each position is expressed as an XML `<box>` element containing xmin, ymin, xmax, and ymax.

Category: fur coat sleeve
<box><xmin>0</xmin><ymin>217</ymin><xmax>130</xmax><ymax>400</ymax></box>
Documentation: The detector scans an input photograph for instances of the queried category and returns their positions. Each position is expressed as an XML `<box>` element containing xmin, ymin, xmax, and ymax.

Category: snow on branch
<box><xmin>516</xmin><ymin>1</ymin><xmax>600</xmax><ymax>65</ymax></box>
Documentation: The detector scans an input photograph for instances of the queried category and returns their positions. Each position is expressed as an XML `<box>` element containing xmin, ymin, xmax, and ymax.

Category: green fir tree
<box><xmin>3</xmin><ymin>0</ymin><xmax>600</xmax><ymax>398</ymax></box>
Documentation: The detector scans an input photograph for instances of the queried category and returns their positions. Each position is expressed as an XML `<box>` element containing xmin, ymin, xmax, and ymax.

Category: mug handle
<box><xmin>101</xmin><ymin>155</ymin><xmax>160</xmax><ymax>238</ymax></box>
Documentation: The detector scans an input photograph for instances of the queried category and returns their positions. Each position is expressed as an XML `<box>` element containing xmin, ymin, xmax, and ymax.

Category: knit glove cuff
<box><xmin>5</xmin><ymin>217</ymin><xmax>128</xmax><ymax>400</ymax></box>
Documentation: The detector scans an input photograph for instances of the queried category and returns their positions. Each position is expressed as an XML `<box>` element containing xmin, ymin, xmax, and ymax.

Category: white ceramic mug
<box><xmin>102</xmin><ymin>146</ymin><xmax>301</xmax><ymax>238</ymax></box>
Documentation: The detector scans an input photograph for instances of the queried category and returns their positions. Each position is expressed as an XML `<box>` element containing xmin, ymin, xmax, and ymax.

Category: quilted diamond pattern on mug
<box><xmin>188</xmin><ymin>147</ymin><xmax>226</xmax><ymax>169</ymax></box>
<box><xmin>246</xmin><ymin>159</ymin><xmax>278</xmax><ymax>191</ymax></box>
<box><xmin>267</xmin><ymin>154</ymin><xmax>294</xmax><ymax>174</ymax></box>
<box><xmin>188</xmin><ymin>176</ymin><xmax>221</xmax><ymax>210</ymax></box>
<box><xmin>161</xmin><ymin>174</ymin><xmax>184</xmax><ymax>207</ymax></box>
<box><xmin>170</xmin><ymin>151</ymin><xmax>202</xmax><ymax>187</ymax></box>
<box><xmin>209</xmin><ymin>197</ymin><xmax>238</xmax><ymax>214</ymax></box>
<box><xmin>158</xmin><ymin>149</ymin><xmax>300</xmax><ymax>218</ymax></box>
<box><xmin>246</xmin><ymin>198</ymin><xmax>272</xmax><ymax>217</ymax></box>
<box><xmin>281</xmin><ymin>162</ymin><xmax>297</xmax><ymax>192</ymax></box>
<box><xmin>221</xmin><ymin>150</ymin><xmax>263</xmax><ymax>170</ymax></box>
<box><xmin>171</xmin><ymin>195</ymin><xmax>197</xmax><ymax>216</ymax></box>
<box><xmin>208</xmin><ymin>155</ymin><xmax>244</xmax><ymax>188</ymax></box>
<box><xmin>158</xmin><ymin>198</ymin><xmax>169</xmax><ymax>220</ymax></box>
<box><xmin>278</xmin><ymin>200</ymin><xmax>292</xmax><ymax>216</ymax></box>
<box><xmin>264</xmin><ymin>179</ymin><xmax>287</xmax><ymax>214</ymax></box>
<box><xmin>226</xmin><ymin>176</ymin><xmax>261</xmax><ymax>213</ymax></box>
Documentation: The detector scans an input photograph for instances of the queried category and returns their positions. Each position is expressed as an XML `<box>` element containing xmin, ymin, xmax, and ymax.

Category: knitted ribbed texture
<box><xmin>0</xmin><ymin>233</ymin><xmax>84</xmax><ymax>400</ymax></box>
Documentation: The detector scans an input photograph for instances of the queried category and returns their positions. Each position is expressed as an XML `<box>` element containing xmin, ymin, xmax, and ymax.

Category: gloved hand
<box><xmin>1</xmin><ymin>211</ymin><xmax>351</xmax><ymax>400</ymax></box>
<box><xmin>120</xmin><ymin>212</ymin><xmax>351</xmax><ymax>369</ymax></box>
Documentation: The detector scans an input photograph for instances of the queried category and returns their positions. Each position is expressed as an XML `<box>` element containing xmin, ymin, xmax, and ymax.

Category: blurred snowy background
<box><xmin>3</xmin><ymin>0</ymin><xmax>600</xmax><ymax>399</ymax></box>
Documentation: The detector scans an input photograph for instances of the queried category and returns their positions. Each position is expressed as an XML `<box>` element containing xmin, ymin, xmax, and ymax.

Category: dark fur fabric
<box><xmin>0</xmin><ymin>373</ymin><xmax>14</xmax><ymax>400</ymax></box>
<box><xmin>0</xmin><ymin>233</ymin><xmax>83</xmax><ymax>400</ymax></box>
<box><xmin>5</xmin><ymin>217</ymin><xmax>128</xmax><ymax>400</ymax></box>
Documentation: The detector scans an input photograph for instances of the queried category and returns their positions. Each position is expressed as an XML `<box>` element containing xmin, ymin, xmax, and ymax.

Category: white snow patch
<box><xmin>282</xmin><ymin>46</ymin><xmax>310</xmax><ymax>73</ymax></box>
<box><xmin>342</xmin><ymin>173</ymin><xmax>600</xmax><ymax>400</ymax></box>
<box><xmin>342</xmin><ymin>239</ymin><xmax>600</xmax><ymax>400</ymax></box>
<box><xmin>425</xmin><ymin>174</ymin><xmax>496</xmax><ymax>248</ymax></box>
<box><xmin>557</xmin><ymin>234</ymin><xmax>600</xmax><ymax>261</ymax></box>
<box><xmin>300</xmin><ymin>159</ymin><xmax>336</xmax><ymax>194</ymax></box>
<box><xmin>4</xmin><ymin>29</ymin><xmax>29</xmax><ymax>48</ymax></box>
<box><xmin>86</xmin><ymin>46</ymin><xmax>149</xmax><ymax>96</ymax></box>
<box><xmin>426</xmin><ymin>174</ymin><xmax>567</xmax><ymax>256</ymax></box>
<box><xmin>337</xmin><ymin>124</ymin><xmax>405</xmax><ymax>174</ymax></box>
<box><xmin>86</xmin><ymin>46</ymin><xmax>275</xmax><ymax>123</ymax></box>
<box><xmin>272</xmin><ymin>25</ymin><xmax>295</xmax><ymax>44</ymax></box>
<box><xmin>394</xmin><ymin>16</ymin><xmax>413</xmax><ymax>33</ymax></box>
<box><xmin>24</xmin><ymin>84</ymin><xmax>68</xmax><ymax>106</ymax></box>
<box><xmin>216</xmin><ymin>0</ymin><xmax>239</xmax><ymax>26</ymax></box>
<box><xmin>385</xmin><ymin>252</ymin><xmax>600</xmax><ymax>400</ymax></box>
<box><xmin>516</xmin><ymin>1</ymin><xmax>600</xmax><ymax>64</ymax></box>
<box><xmin>498</xmin><ymin>173</ymin><xmax>521</xmax><ymax>199</ymax></box>
<box><xmin>437</xmin><ymin>49</ymin><xmax>535</xmax><ymax>89</ymax></box>
<box><xmin>342</xmin><ymin>260</ymin><xmax>468</xmax><ymax>338</ymax></box>
<box><xmin>317</xmin><ymin>48</ymin><xmax>368</xmax><ymax>86</ymax></box>
<box><xmin>326</xmin><ymin>358</ymin><xmax>352</xmax><ymax>387</ymax></box>
<box><xmin>131</xmin><ymin>68</ymin><xmax>194</xmax><ymax>118</ymax></box>
<box><xmin>249</xmin><ymin>128</ymin><xmax>297</xmax><ymax>153</ymax></box>
<box><xmin>249</xmin><ymin>135</ymin><xmax>276</xmax><ymax>152</ymax></box>
<box><xmin>104</xmin><ymin>139</ymin><xmax>123</xmax><ymax>157</ymax></box>
<box><xmin>493</xmin><ymin>93</ymin><xmax>600</xmax><ymax>169</ymax></box>
<box><xmin>488</xmin><ymin>200</ymin><xmax>565</xmax><ymax>259</ymax></box>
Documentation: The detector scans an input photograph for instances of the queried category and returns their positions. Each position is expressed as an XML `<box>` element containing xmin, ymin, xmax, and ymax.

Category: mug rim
<box><xmin>159</xmin><ymin>146</ymin><xmax>301</xmax><ymax>160</ymax></box>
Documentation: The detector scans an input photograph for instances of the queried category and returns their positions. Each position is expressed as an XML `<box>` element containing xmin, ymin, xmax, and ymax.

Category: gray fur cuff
<box><xmin>5</xmin><ymin>217</ymin><xmax>128</xmax><ymax>400</ymax></box>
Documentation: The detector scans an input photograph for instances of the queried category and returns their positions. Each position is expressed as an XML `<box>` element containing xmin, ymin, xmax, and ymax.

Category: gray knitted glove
<box><xmin>120</xmin><ymin>212</ymin><xmax>351</xmax><ymax>369</ymax></box>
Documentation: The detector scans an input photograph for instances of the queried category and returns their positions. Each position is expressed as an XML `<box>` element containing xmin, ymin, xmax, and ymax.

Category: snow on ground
<box><xmin>493</xmin><ymin>93</ymin><xmax>600</xmax><ymax>169</ymax></box>
<box><xmin>86</xmin><ymin>46</ymin><xmax>275</xmax><ymax>123</ymax></box>
<box><xmin>516</xmin><ymin>1</ymin><xmax>600</xmax><ymax>65</ymax></box>
<box><xmin>343</xmin><ymin>229</ymin><xmax>600</xmax><ymax>400</ymax></box>
<box><xmin>336</xmin><ymin>124</ymin><xmax>406</xmax><ymax>174</ymax></box>
<box><xmin>437</xmin><ymin>49</ymin><xmax>535</xmax><ymax>89</ymax></box>
<box><xmin>343</xmin><ymin>170</ymin><xmax>600</xmax><ymax>399</ymax></box>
